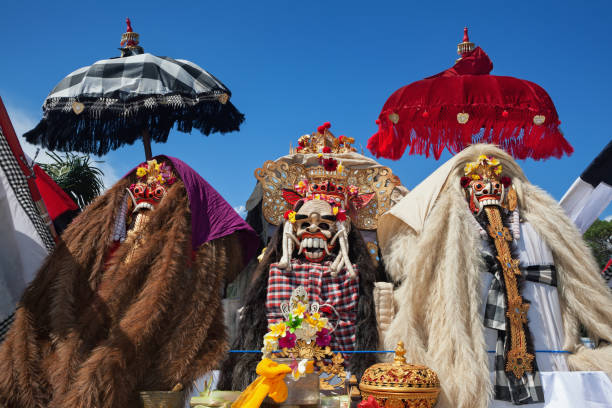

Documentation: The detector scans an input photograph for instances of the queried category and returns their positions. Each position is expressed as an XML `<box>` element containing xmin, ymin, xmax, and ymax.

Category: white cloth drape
<box><xmin>0</xmin><ymin>165</ymin><xmax>48</xmax><ymax>322</ymax></box>
<box><xmin>481</xmin><ymin>222</ymin><xmax>568</xmax><ymax>373</ymax></box>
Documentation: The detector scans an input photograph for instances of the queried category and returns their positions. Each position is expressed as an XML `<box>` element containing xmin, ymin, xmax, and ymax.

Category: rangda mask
<box><xmin>294</xmin><ymin>199</ymin><xmax>337</xmax><ymax>262</ymax></box>
<box><xmin>277</xmin><ymin>178</ymin><xmax>374</xmax><ymax>278</ymax></box>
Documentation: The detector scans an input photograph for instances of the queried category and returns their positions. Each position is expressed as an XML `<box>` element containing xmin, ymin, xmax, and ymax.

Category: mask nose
<box><xmin>307</xmin><ymin>213</ymin><xmax>321</xmax><ymax>232</ymax></box>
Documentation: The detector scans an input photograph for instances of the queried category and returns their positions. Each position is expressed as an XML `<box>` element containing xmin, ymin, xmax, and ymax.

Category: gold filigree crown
<box><xmin>464</xmin><ymin>154</ymin><xmax>503</xmax><ymax>181</ymax></box>
<box><xmin>290</xmin><ymin>122</ymin><xmax>357</xmax><ymax>155</ymax></box>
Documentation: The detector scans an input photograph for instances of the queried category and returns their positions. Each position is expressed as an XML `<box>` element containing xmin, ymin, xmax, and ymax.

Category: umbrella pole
<box><xmin>142</xmin><ymin>129</ymin><xmax>153</xmax><ymax>160</ymax></box>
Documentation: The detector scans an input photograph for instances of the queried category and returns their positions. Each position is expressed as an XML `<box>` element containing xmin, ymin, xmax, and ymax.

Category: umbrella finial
<box><xmin>457</xmin><ymin>26</ymin><xmax>475</xmax><ymax>58</ymax></box>
<box><xmin>120</xmin><ymin>17</ymin><xmax>144</xmax><ymax>57</ymax></box>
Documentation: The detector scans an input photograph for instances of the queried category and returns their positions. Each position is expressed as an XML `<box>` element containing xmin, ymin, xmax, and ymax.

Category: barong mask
<box><xmin>461</xmin><ymin>155</ymin><xmax>513</xmax><ymax>215</ymax></box>
<box><xmin>113</xmin><ymin>159</ymin><xmax>177</xmax><ymax>242</ymax></box>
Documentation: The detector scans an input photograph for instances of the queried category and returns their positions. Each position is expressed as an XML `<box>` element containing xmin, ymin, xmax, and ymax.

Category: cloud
<box><xmin>233</xmin><ymin>205</ymin><xmax>247</xmax><ymax>219</ymax></box>
<box><xmin>605</xmin><ymin>215</ymin><xmax>612</xmax><ymax>222</ymax></box>
<box><xmin>4</xmin><ymin>102</ymin><xmax>119</xmax><ymax>190</ymax></box>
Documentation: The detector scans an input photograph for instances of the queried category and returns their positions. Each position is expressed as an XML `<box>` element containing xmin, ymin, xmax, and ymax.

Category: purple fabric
<box><xmin>124</xmin><ymin>155</ymin><xmax>258</xmax><ymax>261</ymax></box>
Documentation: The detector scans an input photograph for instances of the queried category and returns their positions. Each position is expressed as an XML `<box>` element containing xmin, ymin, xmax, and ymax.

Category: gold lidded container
<box><xmin>359</xmin><ymin>342</ymin><xmax>440</xmax><ymax>408</ymax></box>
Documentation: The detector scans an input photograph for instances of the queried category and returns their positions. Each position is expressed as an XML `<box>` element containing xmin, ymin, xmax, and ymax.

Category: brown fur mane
<box><xmin>0</xmin><ymin>176</ymin><xmax>244</xmax><ymax>408</ymax></box>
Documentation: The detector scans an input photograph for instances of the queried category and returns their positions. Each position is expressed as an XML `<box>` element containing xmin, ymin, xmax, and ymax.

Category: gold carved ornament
<box><xmin>255</xmin><ymin>161</ymin><xmax>400</xmax><ymax>231</ymax></box>
<box><xmin>485</xmin><ymin>206</ymin><xmax>534</xmax><ymax>379</ymax></box>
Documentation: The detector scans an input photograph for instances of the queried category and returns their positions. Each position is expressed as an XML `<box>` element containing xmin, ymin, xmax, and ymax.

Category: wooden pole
<box><xmin>142</xmin><ymin>129</ymin><xmax>152</xmax><ymax>160</ymax></box>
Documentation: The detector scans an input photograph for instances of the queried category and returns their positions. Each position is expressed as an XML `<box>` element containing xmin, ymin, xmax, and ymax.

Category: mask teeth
<box><xmin>133</xmin><ymin>202</ymin><xmax>154</xmax><ymax>213</ymax></box>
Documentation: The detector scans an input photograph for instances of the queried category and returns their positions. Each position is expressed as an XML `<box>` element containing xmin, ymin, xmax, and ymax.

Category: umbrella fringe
<box><xmin>368</xmin><ymin>106</ymin><xmax>572</xmax><ymax>161</ymax></box>
<box><xmin>24</xmin><ymin>100</ymin><xmax>245</xmax><ymax>156</ymax></box>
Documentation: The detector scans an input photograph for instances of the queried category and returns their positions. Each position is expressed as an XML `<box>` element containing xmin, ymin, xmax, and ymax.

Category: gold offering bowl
<box><xmin>359</xmin><ymin>342</ymin><xmax>440</xmax><ymax>408</ymax></box>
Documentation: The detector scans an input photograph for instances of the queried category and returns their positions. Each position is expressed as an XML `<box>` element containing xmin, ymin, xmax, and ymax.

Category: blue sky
<box><xmin>1</xmin><ymin>0</ymin><xmax>610</xmax><ymax>219</ymax></box>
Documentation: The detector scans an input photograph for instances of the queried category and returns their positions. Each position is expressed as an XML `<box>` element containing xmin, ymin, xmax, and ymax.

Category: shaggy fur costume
<box><xmin>380</xmin><ymin>145</ymin><xmax>612</xmax><ymax>408</ymax></box>
<box><xmin>0</xmin><ymin>178</ymin><xmax>245</xmax><ymax>408</ymax></box>
<box><xmin>217</xmin><ymin>222</ymin><xmax>384</xmax><ymax>391</ymax></box>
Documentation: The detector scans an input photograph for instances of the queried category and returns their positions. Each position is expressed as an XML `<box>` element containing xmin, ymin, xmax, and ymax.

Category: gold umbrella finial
<box><xmin>120</xmin><ymin>17</ymin><xmax>144</xmax><ymax>57</ymax></box>
<box><xmin>457</xmin><ymin>27</ymin><xmax>475</xmax><ymax>59</ymax></box>
<box><xmin>393</xmin><ymin>341</ymin><xmax>407</xmax><ymax>365</ymax></box>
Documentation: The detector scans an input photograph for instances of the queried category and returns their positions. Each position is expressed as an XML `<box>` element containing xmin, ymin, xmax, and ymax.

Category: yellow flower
<box><xmin>471</xmin><ymin>174</ymin><xmax>481</xmax><ymax>180</ymax></box>
<box><xmin>494</xmin><ymin>165</ymin><xmax>503</xmax><ymax>175</ymax></box>
<box><xmin>488</xmin><ymin>157</ymin><xmax>500</xmax><ymax>166</ymax></box>
<box><xmin>257</xmin><ymin>247</ymin><xmax>267</xmax><ymax>262</ymax></box>
<box><xmin>288</xmin><ymin>211</ymin><xmax>296</xmax><ymax>224</ymax></box>
<box><xmin>293</xmin><ymin>303</ymin><xmax>306</xmax><ymax>318</ymax></box>
<box><xmin>305</xmin><ymin>312</ymin><xmax>327</xmax><ymax>330</ymax></box>
<box><xmin>317</xmin><ymin>153</ymin><xmax>323</xmax><ymax>158</ymax></box>
<box><xmin>136</xmin><ymin>167</ymin><xmax>147</xmax><ymax>177</ymax></box>
<box><xmin>337</xmin><ymin>164</ymin><xmax>344</xmax><ymax>173</ymax></box>
<box><xmin>315</xmin><ymin>194</ymin><xmax>321</xmax><ymax>200</ymax></box>
<box><xmin>477</xmin><ymin>154</ymin><xmax>488</xmax><ymax>163</ymax></box>
<box><xmin>268</xmin><ymin>322</ymin><xmax>287</xmax><ymax>338</ymax></box>
<box><xmin>157</xmin><ymin>175</ymin><xmax>164</xmax><ymax>183</ymax></box>
<box><xmin>332</xmin><ymin>207</ymin><xmax>339</xmax><ymax>215</ymax></box>
<box><xmin>298</xmin><ymin>181</ymin><xmax>305</xmax><ymax>188</ymax></box>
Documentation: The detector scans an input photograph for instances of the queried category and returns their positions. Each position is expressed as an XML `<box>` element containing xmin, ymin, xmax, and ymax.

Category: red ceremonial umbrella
<box><xmin>368</xmin><ymin>28</ymin><xmax>573</xmax><ymax>161</ymax></box>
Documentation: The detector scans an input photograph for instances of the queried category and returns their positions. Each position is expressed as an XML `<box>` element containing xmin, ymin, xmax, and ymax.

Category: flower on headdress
<box><xmin>317</xmin><ymin>153</ymin><xmax>323</xmax><ymax>158</ymax></box>
<box><xmin>296</xmin><ymin>146</ymin><xmax>303</xmax><ymax>152</ymax></box>
<box><xmin>318</xmin><ymin>157</ymin><xmax>338</xmax><ymax>171</ymax></box>
<box><xmin>268</xmin><ymin>321</ymin><xmax>287</xmax><ymax>338</ymax></box>
<box><xmin>278</xmin><ymin>331</ymin><xmax>296</xmax><ymax>349</ymax></box>
<box><xmin>494</xmin><ymin>165</ymin><xmax>503</xmax><ymax>175</ymax></box>
<box><xmin>477</xmin><ymin>154</ymin><xmax>488</xmax><ymax>163</ymax></box>
<box><xmin>322</xmin><ymin>146</ymin><xmax>331</xmax><ymax>153</ymax></box>
<box><xmin>460</xmin><ymin>176</ymin><xmax>471</xmax><ymax>188</ymax></box>
<box><xmin>471</xmin><ymin>174</ymin><xmax>481</xmax><ymax>180</ymax></box>
<box><xmin>501</xmin><ymin>176</ymin><xmax>512</xmax><ymax>187</ymax></box>
<box><xmin>284</xmin><ymin>210</ymin><xmax>296</xmax><ymax>223</ymax></box>
<box><xmin>488</xmin><ymin>157</ymin><xmax>500</xmax><ymax>166</ymax></box>
<box><xmin>337</xmin><ymin>163</ymin><xmax>344</xmax><ymax>173</ymax></box>
<box><xmin>336</xmin><ymin>209</ymin><xmax>347</xmax><ymax>222</ymax></box>
<box><xmin>332</xmin><ymin>206</ymin><xmax>339</xmax><ymax>215</ymax></box>
<box><xmin>157</xmin><ymin>174</ymin><xmax>164</xmax><ymax>183</ymax></box>
<box><xmin>136</xmin><ymin>167</ymin><xmax>147</xmax><ymax>177</ymax></box>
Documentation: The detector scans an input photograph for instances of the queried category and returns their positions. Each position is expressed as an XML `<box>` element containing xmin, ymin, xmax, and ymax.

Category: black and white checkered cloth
<box><xmin>484</xmin><ymin>257</ymin><xmax>556</xmax><ymax>404</ymax></box>
<box><xmin>24</xmin><ymin>53</ymin><xmax>244</xmax><ymax>155</ymax></box>
<box><xmin>43</xmin><ymin>53</ymin><xmax>231</xmax><ymax>114</ymax></box>
<box><xmin>0</xmin><ymin>129</ymin><xmax>54</xmax><ymax>252</ymax></box>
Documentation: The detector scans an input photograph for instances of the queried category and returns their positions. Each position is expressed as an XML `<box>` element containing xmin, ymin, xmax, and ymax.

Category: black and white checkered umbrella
<box><xmin>25</xmin><ymin>21</ymin><xmax>244</xmax><ymax>157</ymax></box>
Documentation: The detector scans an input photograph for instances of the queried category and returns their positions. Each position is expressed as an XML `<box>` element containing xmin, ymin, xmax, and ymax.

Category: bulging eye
<box><xmin>133</xmin><ymin>185</ymin><xmax>144</xmax><ymax>195</ymax></box>
<box><xmin>475</xmin><ymin>183</ymin><xmax>484</xmax><ymax>190</ymax></box>
<box><xmin>154</xmin><ymin>186</ymin><xmax>165</xmax><ymax>198</ymax></box>
<box><xmin>494</xmin><ymin>183</ymin><xmax>500</xmax><ymax>189</ymax></box>
<box><xmin>319</xmin><ymin>223</ymin><xmax>330</xmax><ymax>230</ymax></box>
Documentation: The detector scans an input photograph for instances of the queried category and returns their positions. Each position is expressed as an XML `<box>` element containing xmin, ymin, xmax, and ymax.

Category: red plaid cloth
<box><xmin>266</xmin><ymin>260</ymin><xmax>359</xmax><ymax>354</ymax></box>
